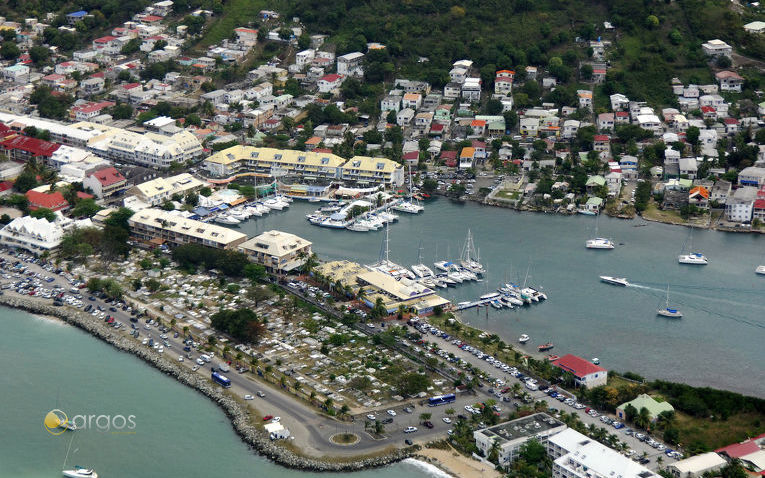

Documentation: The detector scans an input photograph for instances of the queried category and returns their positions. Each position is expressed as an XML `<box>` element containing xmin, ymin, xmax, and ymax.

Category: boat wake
<box><xmin>401</xmin><ymin>458</ymin><xmax>453</xmax><ymax>478</ymax></box>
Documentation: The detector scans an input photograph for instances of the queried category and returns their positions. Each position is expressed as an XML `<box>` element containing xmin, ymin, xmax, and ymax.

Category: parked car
<box><xmin>404</xmin><ymin>426</ymin><xmax>417</xmax><ymax>433</ymax></box>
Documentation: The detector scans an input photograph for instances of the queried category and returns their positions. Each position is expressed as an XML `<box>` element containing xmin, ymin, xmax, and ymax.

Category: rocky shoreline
<box><xmin>0</xmin><ymin>294</ymin><xmax>412</xmax><ymax>472</ymax></box>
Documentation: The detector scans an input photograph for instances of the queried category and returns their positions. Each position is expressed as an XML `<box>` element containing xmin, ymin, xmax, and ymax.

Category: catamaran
<box><xmin>460</xmin><ymin>229</ymin><xmax>485</xmax><ymax>274</ymax></box>
<box><xmin>585</xmin><ymin>213</ymin><xmax>614</xmax><ymax>249</ymax></box>
<box><xmin>368</xmin><ymin>222</ymin><xmax>415</xmax><ymax>280</ymax></box>
<box><xmin>657</xmin><ymin>284</ymin><xmax>683</xmax><ymax>318</ymax></box>
<box><xmin>411</xmin><ymin>240</ymin><xmax>435</xmax><ymax>278</ymax></box>
<box><xmin>678</xmin><ymin>227</ymin><xmax>708</xmax><ymax>265</ymax></box>
<box><xmin>392</xmin><ymin>164</ymin><xmax>424</xmax><ymax>213</ymax></box>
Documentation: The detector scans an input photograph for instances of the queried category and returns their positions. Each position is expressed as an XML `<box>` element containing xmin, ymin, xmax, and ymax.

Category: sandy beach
<box><xmin>415</xmin><ymin>447</ymin><xmax>501</xmax><ymax>478</ymax></box>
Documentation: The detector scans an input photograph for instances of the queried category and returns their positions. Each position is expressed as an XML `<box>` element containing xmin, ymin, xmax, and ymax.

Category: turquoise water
<box><xmin>0</xmin><ymin>308</ymin><xmax>435</xmax><ymax>478</ymax></box>
<box><xmin>242</xmin><ymin>199</ymin><xmax>765</xmax><ymax>397</ymax></box>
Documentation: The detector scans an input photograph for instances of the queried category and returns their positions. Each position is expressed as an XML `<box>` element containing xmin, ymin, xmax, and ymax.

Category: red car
<box><xmin>263</xmin><ymin>415</ymin><xmax>273</xmax><ymax>421</ymax></box>
<box><xmin>423</xmin><ymin>421</ymin><xmax>434</xmax><ymax>429</ymax></box>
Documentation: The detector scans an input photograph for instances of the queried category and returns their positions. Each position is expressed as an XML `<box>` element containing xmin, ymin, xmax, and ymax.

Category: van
<box><xmin>200</xmin><ymin>354</ymin><xmax>211</xmax><ymax>363</ymax></box>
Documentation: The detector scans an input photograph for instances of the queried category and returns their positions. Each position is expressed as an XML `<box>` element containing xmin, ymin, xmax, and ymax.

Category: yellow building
<box><xmin>204</xmin><ymin>146</ymin><xmax>404</xmax><ymax>186</ymax></box>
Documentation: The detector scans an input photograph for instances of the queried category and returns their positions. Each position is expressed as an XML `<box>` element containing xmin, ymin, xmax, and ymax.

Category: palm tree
<box><xmin>445</xmin><ymin>408</ymin><xmax>455</xmax><ymax>417</ymax></box>
<box><xmin>169</xmin><ymin>318</ymin><xmax>176</xmax><ymax>330</ymax></box>
<box><xmin>397</xmin><ymin>304</ymin><xmax>408</xmax><ymax>320</ymax></box>
<box><xmin>418</xmin><ymin>413</ymin><xmax>432</xmax><ymax>423</ymax></box>
<box><xmin>339</xmin><ymin>404</ymin><xmax>350</xmax><ymax>417</ymax></box>
<box><xmin>182</xmin><ymin>325</ymin><xmax>189</xmax><ymax>337</ymax></box>
<box><xmin>356</xmin><ymin>287</ymin><xmax>367</xmax><ymax>302</ymax></box>
<box><xmin>635</xmin><ymin>407</ymin><xmax>652</xmax><ymax>430</ymax></box>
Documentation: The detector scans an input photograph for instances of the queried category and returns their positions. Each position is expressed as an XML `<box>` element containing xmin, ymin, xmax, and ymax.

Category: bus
<box><xmin>428</xmin><ymin>393</ymin><xmax>456</xmax><ymax>407</ymax></box>
<box><xmin>211</xmin><ymin>371</ymin><xmax>231</xmax><ymax>388</ymax></box>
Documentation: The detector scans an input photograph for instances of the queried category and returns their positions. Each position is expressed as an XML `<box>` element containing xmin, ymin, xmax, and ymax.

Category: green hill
<box><xmin>279</xmin><ymin>0</ymin><xmax>765</xmax><ymax>106</ymax></box>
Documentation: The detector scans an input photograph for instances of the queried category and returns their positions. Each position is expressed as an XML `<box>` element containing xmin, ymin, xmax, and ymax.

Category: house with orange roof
<box><xmin>459</xmin><ymin>147</ymin><xmax>475</xmax><ymax>169</ymax></box>
<box><xmin>470</xmin><ymin>119</ymin><xmax>487</xmax><ymax>136</ymax></box>
<box><xmin>689</xmin><ymin>186</ymin><xmax>710</xmax><ymax>209</ymax></box>
<box><xmin>495</xmin><ymin>70</ymin><xmax>514</xmax><ymax>95</ymax></box>
<box><xmin>402</xmin><ymin>93</ymin><xmax>422</xmax><ymax>110</ymax></box>
<box><xmin>304</xmin><ymin>136</ymin><xmax>322</xmax><ymax>151</ymax></box>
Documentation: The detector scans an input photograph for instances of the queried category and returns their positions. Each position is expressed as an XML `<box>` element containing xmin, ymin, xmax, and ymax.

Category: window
<box><xmin>321</xmin><ymin>157</ymin><xmax>329</xmax><ymax>164</ymax></box>
<box><xmin>274</xmin><ymin>154</ymin><xmax>282</xmax><ymax>160</ymax></box>
<box><xmin>298</xmin><ymin>156</ymin><xmax>306</xmax><ymax>162</ymax></box>
<box><xmin>376</xmin><ymin>162</ymin><xmax>385</xmax><ymax>170</ymax></box>
<box><xmin>250</xmin><ymin>151</ymin><xmax>259</xmax><ymax>158</ymax></box>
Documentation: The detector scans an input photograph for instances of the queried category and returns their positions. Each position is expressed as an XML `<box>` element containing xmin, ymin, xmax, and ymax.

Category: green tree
<box><xmin>1</xmin><ymin>41</ymin><xmax>20</xmax><ymax>60</ymax></box>
<box><xmin>29</xmin><ymin>46</ymin><xmax>51</xmax><ymax>64</ymax></box>
<box><xmin>71</xmin><ymin>198</ymin><xmax>101</xmax><ymax>217</ymax></box>
<box><xmin>30</xmin><ymin>208</ymin><xmax>57</xmax><ymax>222</ymax></box>
<box><xmin>111</xmin><ymin>103</ymin><xmax>134</xmax><ymax>120</ymax></box>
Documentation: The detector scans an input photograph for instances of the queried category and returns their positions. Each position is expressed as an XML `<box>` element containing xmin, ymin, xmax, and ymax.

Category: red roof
<box><xmin>754</xmin><ymin>199</ymin><xmax>765</xmax><ymax>210</ymax></box>
<box><xmin>0</xmin><ymin>181</ymin><xmax>12</xmax><ymax>192</ymax></box>
<box><xmin>551</xmin><ymin>354</ymin><xmax>606</xmax><ymax>378</ymax></box>
<box><xmin>0</xmin><ymin>136</ymin><xmax>60</xmax><ymax>157</ymax></box>
<box><xmin>701</xmin><ymin>106</ymin><xmax>716</xmax><ymax>113</ymax></box>
<box><xmin>402</xmin><ymin>151</ymin><xmax>419</xmax><ymax>160</ymax></box>
<box><xmin>319</xmin><ymin>74</ymin><xmax>343</xmax><ymax>83</ymax></box>
<box><xmin>141</xmin><ymin>15</ymin><xmax>163</xmax><ymax>22</ymax></box>
<box><xmin>471</xmin><ymin>140</ymin><xmax>486</xmax><ymax>149</ymax></box>
<box><xmin>615</xmin><ymin>111</ymin><xmax>629</xmax><ymax>117</ymax></box>
<box><xmin>470</xmin><ymin>120</ymin><xmax>486</xmax><ymax>127</ymax></box>
<box><xmin>430</xmin><ymin>123</ymin><xmax>445</xmax><ymax>132</ymax></box>
<box><xmin>716</xmin><ymin>440</ymin><xmax>760</xmax><ymax>458</ymax></box>
<box><xmin>94</xmin><ymin>36</ymin><xmax>117</xmax><ymax>43</ymax></box>
<box><xmin>90</xmin><ymin>167</ymin><xmax>125</xmax><ymax>187</ymax></box>
<box><xmin>593</xmin><ymin>69</ymin><xmax>607</xmax><ymax>74</ymax></box>
<box><xmin>440</xmin><ymin>151</ymin><xmax>457</xmax><ymax>160</ymax></box>
<box><xmin>73</xmin><ymin>101</ymin><xmax>114</xmax><ymax>114</ymax></box>
<box><xmin>76</xmin><ymin>191</ymin><xmax>94</xmax><ymax>200</ymax></box>
<box><xmin>594</xmin><ymin>135</ymin><xmax>610</xmax><ymax>142</ymax></box>
<box><xmin>43</xmin><ymin>73</ymin><xmax>66</xmax><ymax>81</ymax></box>
<box><xmin>724</xmin><ymin>118</ymin><xmax>739</xmax><ymax>125</ymax></box>
<box><xmin>25</xmin><ymin>190</ymin><xmax>69</xmax><ymax>211</ymax></box>
<box><xmin>690</xmin><ymin>186</ymin><xmax>709</xmax><ymax>199</ymax></box>
<box><xmin>122</xmin><ymin>82</ymin><xmax>141</xmax><ymax>90</ymax></box>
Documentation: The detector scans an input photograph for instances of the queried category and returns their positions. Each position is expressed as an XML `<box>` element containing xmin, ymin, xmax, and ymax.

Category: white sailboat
<box><xmin>678</xmin><ymin>227</ymin><xmax>708</xmax><ymax>265</ymax></box>
<box><xmin>411</xmin><ymin>240</ymin><xmax>435</xmax><ymax>278</ymax></box>
<box><xmin>392</xmin><ymin>164</ymin><xmax>424</xmax><ymax>213</ymax></box>
<box><xmin>585</xmin><ymin>213</ymin><xmax>614</xmax><ymax>249</ymax></box>
<box><xmin>757</xmin><ymin>265</ymin><xmax>765</xmax><ymax>275</ymax></box>
<box><xmin>657</xmin><ymin>284</ymin><xmax>683</xmax><ymax>318</ymax></box>
<box><xmin>460</xmin><ymin>229</ymin><xmax>485</xmax><ymax>274</ymax></box>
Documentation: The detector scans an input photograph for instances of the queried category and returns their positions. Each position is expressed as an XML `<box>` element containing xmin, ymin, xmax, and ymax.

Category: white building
<box><xmin>0</xmin><ymin>216</ymin><xmax>64</xmax><ymax>253</ymax></box>
<box><xmin>461</xmin><ymin>78</ymin><xmax>482</xmax><ymax>102</ymax></box>
<box><xmin>667</xmin><ymin>452</ymin><xmax>727</xmax><ymax>478</ymax></box>
<box><xmin>739</xmin><ymin>166</ymin><xmax>765</xmax><ymax>187</ymax></box>
<box><xmin>128</xmin><ymin>209</ymin><xmax>247</xmax><ymax>250</ymax></box>
<box><xmin>702</xmin><ymin>39</ymin><xmax>733</xmax><ymax>57</ymax></box>
<box><xmin>317</xmin><ymin>74</ymin><xmax>345</xmax><ymax>93</ymax></box>
<box><xmin>238</xmin><ymin>230</ymin><xmax>312</xmax><ymax>274</ymax></box>
<box><xmin>336</xmin><ymin>52</ymin><xmax>364</xmax><ymax>77</ymax></box>
<box><xmin>295</xmin><ymin>49</ymin><xmax>316</xmax><ymax>69</ymax></box>
<box><xmin>473</xmin><ymin>413</ymin><xmax>566</xmax><ymax>467</ymax></box>
<box><xmin>127</xmin><ymin>173</ymin><xmax>204</xmax><ymax>206</ymax></box>
<box><xmin>725</xmin><ymin>186</ymin><xmax>758</xmax><ymax>222</ymax></box>
<box><xmin>552</xmin><ymin>432</ymin><xmax>660</xmax><ymax>478</ymax></box>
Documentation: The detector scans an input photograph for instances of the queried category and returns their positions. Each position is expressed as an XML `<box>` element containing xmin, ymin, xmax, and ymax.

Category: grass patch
<box><xmin>495</xmin><ymin>189</ymin><xmax>521</xmax><ymax>201</ymax></box>
<box><xmin>330</xmin><ymin>432</ymin><xmax>360</xmax><ymax>445</ymax></box>
<box><xmin>674</xmin><ymin>411</ymin><xmax>765</xmax><ymax>450</ymax></box>
<box><xmin>642</xmin><ymin>203</ymin><xmax>688</xmax><ymax>225</ymax></box>
<box><xmin>196</xmin><ymin>0</ymin><xmax>281</xmax><ymax>49</ymax></box>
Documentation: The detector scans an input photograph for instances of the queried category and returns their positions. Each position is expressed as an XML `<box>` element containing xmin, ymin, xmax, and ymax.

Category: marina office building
<box><xmin>128</xmin><ymin>208</ymin><xmax>247</xmax><ymax>250</ymax></box>
<box><xmin>204</xmin><ymin>146</ymin><xmax>405</xmax><ymax>187</ymax></box>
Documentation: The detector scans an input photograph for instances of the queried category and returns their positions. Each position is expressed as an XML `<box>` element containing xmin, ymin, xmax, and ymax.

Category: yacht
<box><xmin>438</xmin><ymin>275</ymin><xmax>457</xmax><ymax>286</ymax></box>
<box><xmin>392</xmin><ymin>200</ymin><xmax>424</xmax><ymax>214</ymax></box>
<box><xmin>434</xmin><ymin>261</ymin><xmax>453</xmax><ymax>272</ymax></box>
<box><xmin>599</xmin><ymin>276</ymin><xmax>629</xmax><ymax>286</ymax></box>
<box><xmin>432</xmin><ymin>278</ymin><xmax>448</xmax><ymax>288</ymax></box>
<box><xmin>518</xmin><ymin>334</ymin><xmax>530</xmax><ymax>344</ymax></box>
<box><xmin>538</xmin><ymin>342</ymin><xmax>554</xmax><ymax>352</ymax></box>
<box><xmin>586</xmin><ymin>238</ymin><xmax>615</xmax><ymax>249</ymax></box>
<box><xmin>263</xmin><ymin>198</ymin><xmax>286</xmax><ymax>210</ymax></box>
<box><xmin>657</xmin><ymin>285</ymin><xmax>683</xmax><ymax>318</ymax></box>
<box><xmin>346</xmin><ymin>222</ymin><xmax>370</xmax><ymax>232</ymax></box>
<box><xmin>244</xmin><ymin>206</ymin><xmax>262</xmax><ymax>217</ymax></box>
<box><xmin>254</xmin><ymin>203</ymin><xmax>270</xmax><ymax>215</ymax></box>
<box><xmin>678</xmin><ymin>252</ymin><xmax>708</xmax><ymax>265</ymax></box>
<box><xmin>377</xmin><ymin>211</ymin><xmax>399</xmax><ymax>223</ymax></box>
<box><xmin>63</xmin><ymin>467</ymin><xmax>98</xmax><ymax>478</ymax></box>
<box><xmin>757</xmin><ymin>265</ymin><xmax>765</xmax><ymax>275</ymax></box>
<box><xmin>480</xmin><ymin>292</ymin><xmax>501</xmax><ymax>300</ymax></box>
<box><xmin>678</xmin><ymin>227</ymin><xmax>707</xmax><ymax>265</ymax></box>
<box><xmin>319</xmin><ymin>217</ymin><xmax>348</xmax><ymax>229</ymax></box>
<box><xmin>215</xmin><ymin>214</ymin><xmax>240</xmax><ymax>225</ymax></box>
<box><xmin>592</xmin><ymin>358</ymin><xmax>600</xmax><ymax>365</ymax></box>
<box><xmin>229</xmin><ymin>209</ymin><xmax>249</xmax><ymax>221</ymax></box>
<box><xmin>459</xmin><ymin>229</ymin><xmax>485</xmax><ymax>274</ymax></box>
<box><xmin>411</xmin><ymin>263</ymin><xmax>435</xmax><ymax>279</ymax></box>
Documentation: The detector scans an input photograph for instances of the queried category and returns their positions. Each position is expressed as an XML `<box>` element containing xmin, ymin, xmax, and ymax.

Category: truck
<box><xmin>211</xmin><ymin>371</ymin><xmax>231</xmax><ymax>388</ymax></box>
<box><xmin>217</xmin><ymin>362</ymin><xmax>230</xmax><ymax>373</ymax></box>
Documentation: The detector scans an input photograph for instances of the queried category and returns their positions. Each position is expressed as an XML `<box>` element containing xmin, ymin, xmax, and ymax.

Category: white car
<box><xmin>244</xmin><ymin>394</ymin><xmax>254</xmax><ymax>400</ymax></box>
<box><xmin>271</xmin><ymin>416</ymin><xmax>280</xmax><ymax>422</ymax></box>
<box><xmin>386</xmin><ymin>410</ymin><xmax>396</xmax><ymax>417</ymax></box>
<box><xmin>442</xmin><ymin>417</ymin><xmax>452</xmax><ymax>424</ymax></box>
<box><xmin>366</xmin><ymin>414</ymin><xmax>376</xmax><ymax>421</ymax></box>
<box><xmin>404</xmin><ymin>426</ymin><xmax>417</xmax><ymax>433</ymax></box>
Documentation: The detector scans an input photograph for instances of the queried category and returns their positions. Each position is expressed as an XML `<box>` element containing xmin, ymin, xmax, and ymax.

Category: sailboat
<box><xmin>392</xmin><ymin>164</ymin><xmax>424</xmax><ymax>214</ymax></box>
<box><xmin>460</xmin><ymin>229</ymin><xmax>485</xmax><ymax>274</ymax></box>
<box><xmin>585</xmin><ymin>213</ymin><xmax>614</xmax><ymax>249</ymax></box>
<box><xmin>678</xmin><ymin>227</ymin><xmax>708</xmax><ymax>265</ymax></box>
<box><xmin>411</xmin><ymin>240</ymin><xmax>435</xmax><ymax>278</ymax></box>
<box><xmin>62</xmin><ymin>431</ymin><xmax>97</xmax><ymax>478</ymax></box>
<box><xmin>657</xmin><ymin>284</ymin><xmax>683</xmax><ymax>318</ymax></box>
<box><xmin>368</xmin><ymin>222</ymin><xmax>415</xmax><ymax>280</ymax></box>
<box><xmin>757</xmin><ymin>265</ymin><xmax>765</xmax><ymax>275</ymax></box>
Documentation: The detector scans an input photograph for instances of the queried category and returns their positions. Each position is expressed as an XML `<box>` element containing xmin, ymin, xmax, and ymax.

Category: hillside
<box><xmin>279</xmin><ymin>0</ymin><xmax>765</xmax><ymax>106</ymax></box>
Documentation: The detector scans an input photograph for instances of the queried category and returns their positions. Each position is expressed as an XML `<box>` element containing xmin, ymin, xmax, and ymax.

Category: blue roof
<box><xmin>68</xmin><ymin>10</ymin><xmax>87</xmax><ymax>17</ymax></box>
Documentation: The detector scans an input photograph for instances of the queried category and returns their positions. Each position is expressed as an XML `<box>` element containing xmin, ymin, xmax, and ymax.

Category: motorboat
<box><xmin>263</xmin><ymin>198</ymin><xmax>286</xmax><ymax>210</ymax></box>
<box><xmin>346</xmin><ymin>222</ymin><xmax>370</xmax><ymax>232</ymax></box>
<box><xmin>538</xmin><ymin>342</ymin><xmax>554</xmax><ymax>352</ymax></box>
<box><xmin>599</xmin><ymin>276</ymin><xmax>629</xmax><ymax>286</ymax></box>
<box><xmin>63</xmin><ymin>467</ymin><xmax>97</xmax><ymax>478</ymax></box>
<box><xmin>254</xmin><ymin>203</ymin><xmax>270</xmax><ymax>215</ymax></box>
<box><xmin>480</xmin><ymin>292</ymin><xmax>501</xmax><ymax>300</ymax></box>
<box><xmin>244</xmin><ymin>206</ymin><xmax>262</xmax><ymax>217</ymax></box>
<box><xmin>491</xmin><ymin>300</ymin><xmax>503</xmax><ymax>309</ymax></box>
<box><xmin>586</xmin><ymin>238</ymin><xmax>615</xmax><ymax>249</ymax></box>
<box><xmin>757</xmin><ymin>265</ymin><xmax>765</xmax><ymax>275</ymax></box>
<box><xmin>521</xmin><ymin>287</ymin><xmax>539</xmax><ymax>302</ymax></box>
<box><xmin>499</xmin><ymin>297</ymin><xmax>515</xmax><ymax>309</ymax></box>
<box><xmin>215</xmin><ymin>214</ymin><xmax>241</xmax><ymax>225</ymax></box>
<box><xmin>392</xmin><ymin>200</ymin><xmax>424</xmax><ymax>214</ymax></box>
<box><xmin>592</xmin><ymin>358</ymin><xmax>600</xmax><ymax>365</ymax></box>
<box><xmin>420</xmin><ymin>278</ymin><xmax>437</xmax><ymax>289</ymax></box>
<box><xmin>377</xmin><ymin>211</ymin><xmax>399</xmax><ymax>223</ymax></box>
<box><xmin>678</xmin><ymin>252</ymin><xmax>708</xmax><ymax>265</ymax></box>
<box><xmin>432</xmin><ymin>278</ymin><xmax>448</xmax><ymax>288</ymax></box>
<box><xmin>528</xmin><ymin>287</ymin><xmax>547</xmax><ymax>300</ymax></box>
<box><xmin>438</xmin><ymin>275</ymin><xmax>456</xmax><ymax>287</ymax></box>
<box><xmin>518</xmin><ymin>334</ymin><xmax>530</xmax><ymax>344</ymax></box>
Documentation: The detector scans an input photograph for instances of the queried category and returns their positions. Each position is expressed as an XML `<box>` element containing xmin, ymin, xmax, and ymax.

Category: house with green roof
<box><xmin>585</xmin><ymin>196</ymin><xmax>604</xmax><ymax>213</ymax></box>
<box><xmin>585</xmin><ymin>175</ymin><xmax>606</xmax><ymax>195</ymax></box>
<box><xmin>616</xmin><ymin>394</ymin><xmax>674</xmax><ymax>422</ymax></box>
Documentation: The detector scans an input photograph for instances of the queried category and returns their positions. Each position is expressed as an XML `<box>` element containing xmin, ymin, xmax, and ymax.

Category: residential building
<box><xmin>66</xmin><ymin>11</ymin><xmax>87</xmax><ymax>25</ymax></box>
<box><xmin>744</xmin><ymin>21</ymin><xmax>765</xmax><ymax>34</ymax></box>
<box><xmin>688</xmin><ymin>186</ymin><xmax>710</xmax><ymax>210</ymax></box>
<box><xmin>702</xmin><ymin>39</ymin><xmax>733</xmax><ymax>57</ymax></box>
<box><xmin>462</xmin><ymin>78</ymin><xmax>482</xmax><ymax>102</ymax></box>
<box><xmin>711</xmin><ymin>179</ymin><xmax>732</xmax><ymax>203</ymax></box>
<box><xmin>715</xmin><ymin>70</ymin><xmax>744</xmax><ymax>92</ymax></box>
<box><xmin>443</xmin><ymin>82</ymin><xmax>461</xmax><ymax>99</ymax></box>
<box><xmin>562</xmin><ymin>120</ymin><xmax>580</xmax><ymax>139</ymax></box>
<box><xmin>336</xmin><ymin>52</ymin><xmax>364</xmax><ymax>76</ymax></box>
<box><xmin>26</xmin><ymin>190</ymin><xmax>69</xmax><ymax>211</ymax></box>
<box><xmin>552</xmin><ymin>437</ymin><xmax>660</xmax><ymax>478</ymax></box>
<box><xmin>81</xmin><ymin>77</ymin><xmax>106</xmax><ymax>96</ymax></box>
<box><xmin>739</xmin><ymin>166</ymin><xmax>765</xmax><ymax>187</ymax></box>
<box><xmin>380</xmin><ymin>95</ymin><xmax>402</xmax><ymax>112</ymax></box>
<box><xmin>678</xmin><ymin>157</ymin><xmax>698</xmax><ymax>179</ymax></box>
<box><xmin>585</xmin><ymin>196</ymin><xmax>603</xmax><ymax>213</ymax></box>
<box><xmin>667</xmin><ymin>452</ymin><xmax>727</xmax><ymax>478</ymax></box>
<box><xmin>340</xmin><ymin>156</ymin><xmax>405</xmax><ymax>186</ymax></box>
<box><xmin>754</xmin><ymin>197</ymin><xmax>765</xmax><ymax>222</ymax></box>
<box><xmin>0</xmin><ymin>135</ymin><xmax>60</xmax><ymax>163</ymax></box>
<box><xmin>317</xmin><ymin>73</ymin><xmax>345</xmax><ymax>93</ymax></box>
<box><xmin>0</xmin><ymin>216</ymin><xmax>64</xmax><ymax>253</ymax></box>
<box><xmin>459</xmin><ymin>147</ymin><xmax>475</xmax><ymax>169</ymax></box>
<box><xmin>616</xmin><ymin>394</ymin><xmax>674</xmax><ymax>422</ymax></box>
<box><xmin>396</xmin><ymin>108</ymin><xmax>415</xmax><ymax>126</ymax></box>
<box><xmin>597</xmin><ymin>113</ymin><xmax>615</xmax><ymax>132</ymax></box>
<box><xmin>238</xmin><ymin>230</ymin><xmax>312</xmax><ymax>274</ymax></box>
<box><xmin>551</xmin><ymin>354</ymin><xmax>608</xmax><ymax>388</ymax></box>
<box><xmin>71</xmin><ymin>101</ymin><xmax>115</xmax><ymax>122</ymax></box>
<box><xmin>473</xmin><ymin>413</ymin><xmax>566</xmax><ymax>466</ymax></box>
<box><xmin>725</xmin><ymin>186</ymin><xmax>758</xmax><ymax>222</ymax></box>
<box><xmin>127</xmin><ymin>173</ymin><xmax>204</xmax><ymax>206</ymax></box>
<box><xmin>3</xmin><ymin>64</ymin><xmax>30</xmax><ymax>83</ymax></box>
<box><xmin>401</xmin><ymin>93</ymin><xmax>422</xmax><ymax>110</ymax></box>
<box><xmin>577</xmin><ymin>90</ymin><xmax>592</xmax><ymax>109</ymax></box>
<box><xmin>494</xmin><ymin>70</ymin><xmax>514</xmax><ymax>95</ymax></box>
<box><xmin>82</xmin><ymin>166</ymin><xmax>127</xmax><ymax>198</ymax></box>
<box><xmin>585</xmin><ymin>175</ymin><xmax>606</xmax><ymax>195</ymax></box>
<box><xmin>605</xmin><ymin>171</ymin><xmax>622</xmax><ymax>196</ymax></box>
<box><xmin>128</xmin><ymin>208</ymin><xmax>247</xmax><ymax>249</ymax></box>
<box><xmin>610</xmin><ymin>93</ymin><xmax>630</xmax><ymax>111</ymax></box>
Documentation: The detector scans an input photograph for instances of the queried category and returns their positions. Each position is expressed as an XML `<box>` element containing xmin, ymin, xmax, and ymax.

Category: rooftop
<box><xmin>552</xmin><ymin>354</ymin><xmax>607</xmax><ymax>378</ymax></box>
<box><xmin>475</xmin><ymin>413</ymin><xmax>564</xmax><ymax>447</ymax></box>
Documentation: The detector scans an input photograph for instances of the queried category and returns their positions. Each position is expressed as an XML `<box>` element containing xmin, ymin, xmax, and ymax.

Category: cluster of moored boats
<box><xmin>456</xmin><ymin>283</ymin><xmax>548</xmax><ymax>311</ymax></box>
<box><xmin>213</xmin><ymin>195</ymin><xmax>292</xmax><ymax>225</ymax></box>
<box><xmin>306</xmin><ymin>198</ymin><xmax>423</xmax><ymax>232</ymax></box>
